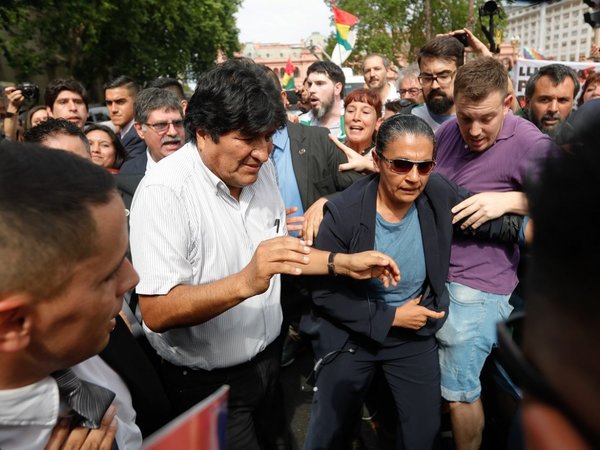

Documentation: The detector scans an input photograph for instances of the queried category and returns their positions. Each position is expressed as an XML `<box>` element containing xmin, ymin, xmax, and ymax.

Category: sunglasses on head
<box><xmin>377</xmin><ymin>153</ymin><xmax>436</xmax><ymax>175</ymax></box>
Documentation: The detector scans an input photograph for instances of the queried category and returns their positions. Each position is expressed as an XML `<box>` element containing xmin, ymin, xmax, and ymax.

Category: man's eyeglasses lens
<box><xmin>379</xmin><ymin>155</ymin><xmax>436</xmax><ymax>175</ymax></box>
<box><xmin>145</xmin><ymin>120</ymin><xmax>184</xmax><ymax>133</ymax></box>
<box><xmin>400</xmin><ymin>88</ymin><xmax>422</xmax><ymax>95</ymax></box>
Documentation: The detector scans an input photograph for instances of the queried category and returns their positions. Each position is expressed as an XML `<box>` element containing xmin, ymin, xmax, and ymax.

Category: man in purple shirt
<box><xmin>433</xmin><ymin>57</ymin><xmax>555</xmax><ymax>450</ymax></box>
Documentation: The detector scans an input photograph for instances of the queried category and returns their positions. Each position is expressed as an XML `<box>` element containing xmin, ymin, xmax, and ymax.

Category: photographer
<box><xmin>2</xmin><ymin>83</ymin><xmax>40</xmax><ymax>141</ymax></box>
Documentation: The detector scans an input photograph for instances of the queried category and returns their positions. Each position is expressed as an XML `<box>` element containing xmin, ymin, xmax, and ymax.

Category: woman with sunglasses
<box><xmin>301</xmin><ymin>114</ymin><xmax>525</xmax><ymax>450</ymax></box>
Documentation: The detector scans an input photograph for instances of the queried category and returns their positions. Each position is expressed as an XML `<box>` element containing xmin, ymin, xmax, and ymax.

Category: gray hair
<box><xmin>134</xmin><ymin>87</ymin><xmax>183</xmax><ymax>124</ymax></box>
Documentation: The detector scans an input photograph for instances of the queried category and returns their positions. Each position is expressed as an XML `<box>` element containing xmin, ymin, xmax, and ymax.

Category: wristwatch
<box><xmin>4</xmin><ymin>111</ymin><xmax>16</xmax><ymax>118</ymax></box>
<box><xmin>327</xmin><ymin>252</ymin><xmax>338</xmax><ymax>276</ymax></box>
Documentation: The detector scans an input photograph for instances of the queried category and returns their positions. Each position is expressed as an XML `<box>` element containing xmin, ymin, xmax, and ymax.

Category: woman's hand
<box><xmin>329</xmin><ymin>134</ymin><xmax>375</xmax><ymax>173</ymax></box>
<box><xmin>392</xmin><ymin>296</ymin><xmax>445</xmax><ymax>330</ymax></box>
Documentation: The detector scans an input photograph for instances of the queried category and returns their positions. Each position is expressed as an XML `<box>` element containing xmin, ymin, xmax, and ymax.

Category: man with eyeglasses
<box><xmin>119</xmin><ymin>87</ymin><xmax>185</xmax><ymax>175</ymax></box>
<box><xmin>105</xmin><ymin>76</ymin><xmax>146</xmax><ymax>158</ymax></box>
<box><xmin>433</xmin><ymin>57</ymin><xmax>556</xmax><ymax>450</ymax></box>
<box><xmin>398</xmin><ymin>64</ymin><xmax>425</xmax><ymax>105</ymax></box>
<box><xmin>411</xmin><ymin>35</ymin><xmax>464</xmax><ymax>132</ymax></box>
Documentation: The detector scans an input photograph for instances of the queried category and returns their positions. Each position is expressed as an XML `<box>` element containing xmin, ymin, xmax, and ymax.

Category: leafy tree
<box><xmin>324</xmin><ymin>0</ymin><xmax>486</xmax><ymax>68</ymax></box>
<box><xmin>0</xmin><ymin>0</ymin><xmax>240</xmax><ymax>98</ymax></box>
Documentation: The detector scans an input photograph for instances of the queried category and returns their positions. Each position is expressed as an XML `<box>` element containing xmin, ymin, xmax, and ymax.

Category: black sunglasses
<box><xmin>496</xmin><ymin>312</ymin><xmax>598</xmax><ymax>446</ymax></box>
<box><xmin>377</xmin><ymin>153</ymin><xmax>436</xmax><ymax>175</ymax></box>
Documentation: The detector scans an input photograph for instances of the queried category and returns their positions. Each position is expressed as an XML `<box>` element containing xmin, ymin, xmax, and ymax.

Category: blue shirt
<box><xmin>272</xmin><ymin>127</ymin><xmax>304</xmax><ymax>221</ymax></box>
<box><xmin>369</xmin><ymin>206</ymin><xmax>426</xmax><ymax>306</ymax></box>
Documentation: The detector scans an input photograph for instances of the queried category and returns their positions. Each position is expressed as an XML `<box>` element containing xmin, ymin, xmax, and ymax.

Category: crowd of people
<box><xmin>0</xmin><ymin>27</ymin><xmax>598</xmax><ymax>450</ymax></box>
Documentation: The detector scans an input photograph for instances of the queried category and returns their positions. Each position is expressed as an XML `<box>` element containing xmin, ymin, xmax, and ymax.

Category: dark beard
<box><xmin>529</xmin><ymin>110</ymin><xmax>561</xmax><ymax>137</ymax></box>
<box><xmin>426</xmin><ymin>89</ymin><xmax>454</xmax><ymax>116</ymax></box>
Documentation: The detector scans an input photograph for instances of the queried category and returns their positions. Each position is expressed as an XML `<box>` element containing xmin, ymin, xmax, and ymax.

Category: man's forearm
<box><xmin>138</xmin><ymin>272</ymin><xmax>252</xmax><ymax>333</ymax></box>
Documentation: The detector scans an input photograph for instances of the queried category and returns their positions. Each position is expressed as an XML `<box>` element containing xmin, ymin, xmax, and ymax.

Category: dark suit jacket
<box><xmin>119</xmin><ymin>152</ymin><xmax>147</xmax><ymax>176</ymax></box>
<box><xmin>300</xmin><ymin>173</ymin><xmax>523</xmax><ymax>357</ymax></box>
<box><xmin>113</xmin><ymin>172</ymin><xmax>144</xmax><ymax>212</ymax></box>
<box><xmin>120</xmin><ymin>125</ymin><xmax>146</xmax><ymax>159</ymax></box>
<box><xmin>100</xmin><ymin>315</ymin><xmax>173</xmax><ymax>437</ymax></box>
<box><xmin>286</xmin><ymin>121</ymin><xmax>361</xmax><ymax>211</ymax></box>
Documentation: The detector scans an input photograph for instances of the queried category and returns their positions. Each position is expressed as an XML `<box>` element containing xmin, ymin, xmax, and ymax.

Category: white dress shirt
<box><xmin>0</xmin><ymin>356</ymin><xmax>142</xmax><ymax>450</ymax></box>
<box><xmin>130</xmin><ymin>142</ymin><xmax>286</xmax><ymax>370</ymax></box>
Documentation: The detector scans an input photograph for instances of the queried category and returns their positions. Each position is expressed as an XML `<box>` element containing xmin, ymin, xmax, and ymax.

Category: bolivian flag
<box><xmin>282</xmin><ymin>58</ymin><xmax>295</xmax><ymax>90</ymax></box>
<box><xmin>334</xmin><ymin>5</ymin><xmax>359</xmax><ymax>51</ymax></box>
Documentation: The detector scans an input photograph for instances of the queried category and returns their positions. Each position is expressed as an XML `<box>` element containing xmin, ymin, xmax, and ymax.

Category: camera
<box><xmin>15</xmin><ymin>82</ymin><xmax>40</xmax><ymax>106</ymax></box>
<box><xmin>453</xmin><ymin>33</ymin><xmax>469</xmax><ymax>47</ymax></box>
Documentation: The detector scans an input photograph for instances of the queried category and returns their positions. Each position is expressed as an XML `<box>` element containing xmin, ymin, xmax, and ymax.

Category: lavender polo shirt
<box><xmin>434</xmin><ymin>112</ymin><xmax>556</xmax><ymax>294</ymax></box>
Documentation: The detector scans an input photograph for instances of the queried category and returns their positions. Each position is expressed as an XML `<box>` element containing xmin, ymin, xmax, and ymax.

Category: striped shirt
<box><xmin>130</xmin><ymin>142</ymin><xmax>286</xmax><ymax>370</ymax></box>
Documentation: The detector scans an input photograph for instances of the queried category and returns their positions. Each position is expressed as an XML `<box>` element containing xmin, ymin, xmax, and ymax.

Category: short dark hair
<box><xmin>185</xmin><ymin>59</ymin><xmax>287</xmax><ymax>143</ymax></box>
<box><xmin>84</xmin><ymin>123</ymin><xmax>128</xmax><ymax>169</ymax></box>
<box><xmin>0</xmin><ymin>141</ymin><xmax>116</xmax><ymax>297</ymax></box>
<box><xmin>417</xmin><ymin>36</ymin><xmax>465</xmax><ymax>69</ymax></box>
<box><xmin>306</xmin><ymin>61</ymin><xmax>346</xmax><ymax>96</ymax></box>
<box><xmin>134</xmin><ymin>87</ymin><xmax>183</xmax><ymax>125</ymax></box>
<box><xmin>524</xmin><ymin>141</ymin><xmax>600</xmax><ymax>444</ymax></box>
<box><xmin>376</xmin><ymin>114</ymin><xmax>436</xmax><ymax>157</ymax></box>
<box><xmin>258</xmin><ymin>65</ymin><xmax>282</xmax><ymax>92</ymax></box>
<box><xmin>147</xmin><ymin>77</ymin><xmax>186</xmax><ymax>101</ymax></box>
<box><xmin>454</xmin><ymin>57</ymin><xmax>508</xmax><ymax>102</ymax></box>
<box><xmin>44</xmin><ymin>78</ymin><xmax>89</xmax><ymax>110</ymax></box>
<box><xmin>104</xmin><ymin>75</ymin><xmax>140</xmax><ymax>96</ymax></box>
<box><xmin>23</xmin><ymin>118</ymin><xmax>90</xmax><ymax>155</ymax></box>
<box><xmin>525</xmin><ymin>64</ymin><xmax>580</xmax><ymax>101</ymax></box>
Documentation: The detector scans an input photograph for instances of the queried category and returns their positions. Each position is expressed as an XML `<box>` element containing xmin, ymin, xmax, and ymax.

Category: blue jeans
<box><xmin>436</xmin><ymin>282</ymin><xmax>513</xmax><ymax>402</ymax></box>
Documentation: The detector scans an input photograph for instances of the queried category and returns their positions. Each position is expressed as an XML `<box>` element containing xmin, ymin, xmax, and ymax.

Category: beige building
<box><xmin>241</xmin><ymin>32</ymin><xmax>327</xmax><ymax>89</ymax></box>
<box><xmin>505</xmin><ymin>0</ymin><xmax>595</xmax><ymax>61</ymax></box>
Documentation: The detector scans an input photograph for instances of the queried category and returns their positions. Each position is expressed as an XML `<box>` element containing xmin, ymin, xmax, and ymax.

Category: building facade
<box><xmin>505</xmin><ymin>0</ymin><xmax>595</xmax><ymax>61</ymax></box>
<box><xmin>241</xmin><ymin>32</ymin><xmax>327</xmax><ymax>89</ymax></box>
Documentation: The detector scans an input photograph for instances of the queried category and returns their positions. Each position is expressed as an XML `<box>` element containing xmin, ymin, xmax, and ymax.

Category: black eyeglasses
<box><xmin>417</xmin><ymin>70</ymin><xmax>456</xmax><ymax>87</ymax></box>
<box><xmin>144</xmin><ymin>119</ymin><xmax>184</xmax><ymax>134</ymax></box>
<box><xmin>377</xmin><ymin>154</ymin><xmax>436</xmax><ymax>175</ymax></box>
<box><xmin>496</xmin><ymin>312</ymin><xmax>598</xmax><ymax>446</ymax></box>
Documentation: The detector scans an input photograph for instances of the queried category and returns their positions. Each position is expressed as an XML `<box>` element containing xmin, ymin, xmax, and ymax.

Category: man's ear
<box><xmin>0</xmin><ymin>294</ymin><xmax>32</xmax><ymax>353</ymax></box>
<box><xmin>334</xmin><ymin>82</ymin><xmax>343</xmax><ymax>98</ymax></box>
<box><xmin>134</xmin><ymin>122</ymin><xmax>145</xmax><ymax>140</ymax></box>
<box><xmin>46</xmin><ymin>106</ymin><xmax>54</xmax><ymax>118</ymax></box>
<box><xmin>196</xmin><ymin>130</ymin><xmax>209</xmax><ymax>151</ymax></box>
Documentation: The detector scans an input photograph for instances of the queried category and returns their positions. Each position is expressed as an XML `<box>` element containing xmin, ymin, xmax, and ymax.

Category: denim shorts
<box><xmin>436</xmin><ymin>282</ymin><xmax>513</xmax><ymax>403</ymax></box>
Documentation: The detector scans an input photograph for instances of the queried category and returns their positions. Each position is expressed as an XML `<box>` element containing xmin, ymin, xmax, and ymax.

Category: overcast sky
<box><xmin>235</xmin><ymin>0</ymin><xmax>333</xmax><ymax>44</ymax></box>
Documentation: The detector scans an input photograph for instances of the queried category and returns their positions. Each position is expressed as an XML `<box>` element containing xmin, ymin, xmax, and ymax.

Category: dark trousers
<box><xmin>159</xmin><ymin>338</ymin><xmax>282</xmax><ymax>450</ymax></box>
<box><xmin>304</xmin><ymin>335</ymin><xmax>441</xmax><ymax>450</ymax></box>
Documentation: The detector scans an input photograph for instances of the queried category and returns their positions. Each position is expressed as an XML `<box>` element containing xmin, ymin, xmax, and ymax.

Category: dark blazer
<box><xmin>287</xmin><ymin>122</ymin><xmax>361</xmax><ymax>210</ymax></box>
<box><xmin>113</xmin><ymin>172</ymin><xmax>144</xmax><ymax>212</ymax></box>
<box><xmin>100</xmin><ymin>315</ymin><xmax>173</xmax><ymax>437</ymax></box>
<box><xmin>120</xmin><ymin>125</ymin><xmax>146</xmax><ymax>159</ymax></box>
<box><xmin>119</xmin><ymin>152</ymin><xmax>147</xmax><ymax>176</ymax></box>
<box><xmin>300</xmin><ymin>173</ymin><xmax>522</xmax><ymax>358</ymax></box>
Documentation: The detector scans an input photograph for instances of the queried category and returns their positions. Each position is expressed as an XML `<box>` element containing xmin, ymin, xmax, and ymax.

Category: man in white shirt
<box><xmin>0</xmin><ymin>142</ymin><xmax>139</xmax><ymax>449</ymax></box>
<box><xmin>130</xmin><ymin>58</ymin><xmax>399</xmax><ymax>450</ymax></box>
